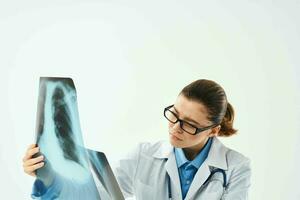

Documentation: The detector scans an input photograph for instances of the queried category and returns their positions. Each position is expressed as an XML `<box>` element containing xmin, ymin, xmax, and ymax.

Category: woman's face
<box><xmin>168</xmin><ymin>94</ymin><xmax>219</xmax><ymax>149</ymax></box>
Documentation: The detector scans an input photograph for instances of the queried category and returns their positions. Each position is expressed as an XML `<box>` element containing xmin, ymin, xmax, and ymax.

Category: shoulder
<box><xmin>208</xmin><ymin>137</ymin><xmax>251</xmax><ymax>180</ymax></box>
<box><xmin>225</xmin><ymin>147</ymin><xmax>251</xmax><ymax>171</ymax></box>
<box><xmin>134</xmin><ymin>140</ymin><xmax>171</xmax><ymax>158</ymax></box>
<box><xmin>210</xmin><ymin>137</ymin><xmax>250</xmax><ymax>170</ymax></box>
<box><xmin>119</xmin><ymin>140</ymin><xmax>171</xmax><ymax>163</ymax></box>
<box><xmin>216</xmin><ymin>141</ymin><xmax>252</xmax><ymax>194</ymax></box>
<box><xmin>213</xmin><ymin>138</ymin><xmax>251</xmax><ymax>187</ymax></box>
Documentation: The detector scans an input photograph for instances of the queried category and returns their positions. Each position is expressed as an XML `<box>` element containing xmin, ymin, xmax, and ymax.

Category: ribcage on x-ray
<box><xmin>52</xmin><ymin>86</ymin><xmax>80</xmax><ymax>164</ymax></box>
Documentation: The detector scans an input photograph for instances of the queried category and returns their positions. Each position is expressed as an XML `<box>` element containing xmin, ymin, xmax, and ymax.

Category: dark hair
<box><xmin>180</xmin><ymin>79</ymin><xmax>237</xmax><ymax>137</ymax></box>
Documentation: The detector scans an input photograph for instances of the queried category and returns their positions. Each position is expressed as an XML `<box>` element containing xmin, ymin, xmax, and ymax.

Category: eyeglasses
<box><xmin>164</xmin><ymin>105</ymin><xmax>218</xmax><ymax>135</ymax></box>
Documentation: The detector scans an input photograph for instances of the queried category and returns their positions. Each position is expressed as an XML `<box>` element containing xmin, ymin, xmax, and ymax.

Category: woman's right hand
<box><xmin>22</xmin><ymin>144</ymin><xmax>45</xmax><ymax>177</ymax></box>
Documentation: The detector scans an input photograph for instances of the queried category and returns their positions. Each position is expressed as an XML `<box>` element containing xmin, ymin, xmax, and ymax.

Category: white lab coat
<box><xmin>114</xmin><ymin>137</ymin><xmax>251</xmax><ymax>200</ymax></box>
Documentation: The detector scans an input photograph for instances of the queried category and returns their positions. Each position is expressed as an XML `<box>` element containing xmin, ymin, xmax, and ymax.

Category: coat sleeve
<box><xmin>114</xmin><ymin>143</ymin><xmax>144</xmax><ymax>198</ymax></box>
<box><xmin>222</xmin><ymin>158</ymin><xmax>251</xmax><ymax>200</ymax></box>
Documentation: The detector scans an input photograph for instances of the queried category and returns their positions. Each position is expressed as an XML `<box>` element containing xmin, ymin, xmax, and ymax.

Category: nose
<box><xmin>171</xmin><ymin>121</ymin><xmax>183</xmax><ymax>133</ymax></box>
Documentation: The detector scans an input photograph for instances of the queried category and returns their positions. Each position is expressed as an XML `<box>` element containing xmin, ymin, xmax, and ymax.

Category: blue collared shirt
<box><xmin>174</xmin><ymin>138</ymin><xmax>213</xmax><ymax>199</ymax></box>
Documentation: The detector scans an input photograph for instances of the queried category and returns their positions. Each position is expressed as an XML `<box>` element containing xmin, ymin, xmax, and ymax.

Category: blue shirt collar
<box><xmin>175</xmin><ymin>138</ymin><xmax>213</xmax><ymax>169</ymax></box>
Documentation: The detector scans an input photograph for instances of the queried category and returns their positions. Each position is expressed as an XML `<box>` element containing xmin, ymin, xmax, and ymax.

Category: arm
<box><xmin>222</xmin><ymin>159</ymin><xmax>251</xmax><ymax>200</ymax></box>
<box><xmin>114</xmin><ymin>144</ymin><xmax>143</xmax><ymax>198</ymax></box>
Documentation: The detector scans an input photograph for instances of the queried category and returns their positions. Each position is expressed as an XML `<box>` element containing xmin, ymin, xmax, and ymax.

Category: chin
<box><xmin>169</xmin><ymin>138</ymin><xmax>184</xmax><ymax>148</ymax></box>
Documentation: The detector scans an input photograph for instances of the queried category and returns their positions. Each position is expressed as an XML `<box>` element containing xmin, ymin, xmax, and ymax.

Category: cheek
<box><xmin>168</xmin><ymin>122</ymin><xmax>177</xmax><ymax>130</ymax></box>
<box><xmin>168</xmin><ymin>122</ymin><xmax>172</xmax><ymax>129</ymax></box>
<box><xmin>185</xmin><ymin>132</ymin><xmax>208</xmax><ymax>143</ymax></box>
<box><xmin>183</xmin><ymin>134</ymin><xmax>196</xmax><ymax>142</ymax></box>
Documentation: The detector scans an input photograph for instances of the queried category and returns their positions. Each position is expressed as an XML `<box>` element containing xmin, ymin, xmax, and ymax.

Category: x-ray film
<box><xmin>87</xmin><ymin>150</ymin><xmax>125</xmax><ymax>200</ymax></box>
<box><xmin>34</xmin><ymin>77</ymin><xmax>124</xmax><ymax>200</ymax></box>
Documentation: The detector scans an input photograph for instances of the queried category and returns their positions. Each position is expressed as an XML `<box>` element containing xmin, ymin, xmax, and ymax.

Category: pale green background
<box><xmin>0</xmin><ymin>1</ymin><xmax>299</xmax><ymax>199</ymax></box>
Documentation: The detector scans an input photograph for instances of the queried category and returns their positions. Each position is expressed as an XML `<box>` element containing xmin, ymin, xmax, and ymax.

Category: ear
<box><xmin>208</xmin><ymin>125</ymin><xmax>221</xmax><ymax>137</ymax></box>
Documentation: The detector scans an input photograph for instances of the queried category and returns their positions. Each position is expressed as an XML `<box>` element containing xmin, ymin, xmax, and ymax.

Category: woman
<box><xmin>23</xmin><ymin>79</ymin><xmax>251</xmax><ymax>200</ymax></box>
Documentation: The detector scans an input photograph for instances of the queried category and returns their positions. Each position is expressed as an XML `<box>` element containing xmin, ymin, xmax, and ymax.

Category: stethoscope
<box><xmin>167</xmin><ymin>168</ymin><xmax>227</xmax><ymax>199</ymax></box>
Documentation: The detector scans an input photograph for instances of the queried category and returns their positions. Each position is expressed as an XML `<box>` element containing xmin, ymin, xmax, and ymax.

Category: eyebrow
<box><xmin>173</xmin><ymin>106</ymin><xmax>204</xmax><ymax>127</ymax></box>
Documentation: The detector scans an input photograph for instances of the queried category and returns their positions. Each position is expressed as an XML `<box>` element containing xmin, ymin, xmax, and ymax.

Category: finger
<box><xmin>23</xmin><ymin>155</ymin><xmax>44</xmax><ymax>167</ymax></box>
<box><xmin>24</xmin><ymin>162</ymin><xmax>44</xmax><ymax>174</ymax></box>
<box><xmin>23</xmin><ymin>147</ymin><xmax>40</xmax><ymax>162</ymax></box>
<box><xmin>23</xmin><ymin>147</ymin><xmax>39</xmax><ymax>162</ymax></box>
<box><xmin>27</xmin><ymin>144</ymin><xmax>37</xmax><ymax>151</ymax></box>
<box><xmin>25</xmin><ymin>170</ymin><xmax>37</xmax><ymax>177</ymax></box>
<box><xmin>23</xmin><ymin>145</ymin><xmax>38</xmax><ymax>162</ymax></box>
<box><xmin>29</xmin><ymin>172</ymin><xmax>36</xmax><ymax>177</ymax></box>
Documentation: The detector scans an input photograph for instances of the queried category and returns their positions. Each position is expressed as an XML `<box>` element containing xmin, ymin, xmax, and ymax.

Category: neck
<box><xmin>183</xmin><ymin>138</ymin><xmax>210</xmax><ymax>160</ymax></box>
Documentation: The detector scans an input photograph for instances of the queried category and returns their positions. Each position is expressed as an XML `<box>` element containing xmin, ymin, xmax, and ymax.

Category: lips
<box><xmin>169</xmin><ymin>132</ymin><xmax>183</xmax><ymax>141</ymax></box>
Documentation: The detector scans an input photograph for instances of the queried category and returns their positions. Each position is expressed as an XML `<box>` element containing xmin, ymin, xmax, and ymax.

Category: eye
<box><xmin>187</xmin><ymin>122</ymin><xmax>198</xmax><ymax>128</ymax></box>
<box><xmin>170</xmin><ymin>109</ymin><xmax>179</xmax><ymax>117</ymax></box>
<box><xmin>170</xmin><ymin>107</ymin><xmax>177</xmax><ymax>113</ymax></box>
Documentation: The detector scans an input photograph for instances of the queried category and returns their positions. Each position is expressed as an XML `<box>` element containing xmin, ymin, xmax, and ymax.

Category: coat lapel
<box><xmin>165</xmin><ymin>151</ymin><xmax>182</xmax><ymax>199</ymax></box>
<box><xmin>184</xmin><ymin>163</ymin><xmax>210</xmax><ymax>200</ymax></box>
<box><xmin>153</xmin><ymin>141</ymin><xmax>182</xmax><ymax>199</ymax></box>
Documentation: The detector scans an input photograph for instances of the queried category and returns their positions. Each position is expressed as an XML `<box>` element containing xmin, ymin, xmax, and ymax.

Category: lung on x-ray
<box><xmin>34</xmin><ymin>77</ymin><xmax>124</xmax><ymax>200</ymax></box>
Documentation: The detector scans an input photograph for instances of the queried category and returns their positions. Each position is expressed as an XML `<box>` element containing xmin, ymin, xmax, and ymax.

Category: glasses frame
<box><xmin>164</xmin><ymin>105</ymin><xmax>218</xmax><ymax>135</ymax></box>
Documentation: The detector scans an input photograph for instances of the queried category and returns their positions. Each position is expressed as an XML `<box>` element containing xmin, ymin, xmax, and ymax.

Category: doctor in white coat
<box><xmin>114</xmin><ymin>79</ymin><xmax>251</xmax><ymax>200</ymax></box>
<box><xmin>23</xmin><ymin>79</ymin><xmax>251</xmax><ymax>200</ymax></box>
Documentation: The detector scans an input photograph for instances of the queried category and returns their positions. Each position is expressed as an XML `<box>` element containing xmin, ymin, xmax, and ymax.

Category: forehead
<box><xmin>173</xmin><ymin>95</ymin><xmax>210</xmax><ymax>125</ymax></box>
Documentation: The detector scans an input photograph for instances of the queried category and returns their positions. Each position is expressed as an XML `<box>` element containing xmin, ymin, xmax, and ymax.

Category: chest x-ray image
<box><xmin>33</xmin><ymin>77</ymin><xmax>124</xmax><ymax>200</ymax></box>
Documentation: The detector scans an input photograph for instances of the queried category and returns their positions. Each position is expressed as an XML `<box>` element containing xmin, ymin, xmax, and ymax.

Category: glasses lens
<box><xmin>165</xmin><ymin>109</ymin><xmax>177</xmax><ymax>123</ymax></box>
<box><xmin>181</xmin><ymin>122</ymin><xmax>197</xmax><ymax>134</ymax></box>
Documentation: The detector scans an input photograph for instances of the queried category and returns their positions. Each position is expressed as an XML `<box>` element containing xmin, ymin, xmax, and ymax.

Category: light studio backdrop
<box><xmin>0</xmin><ymin>1</ymin><xmax>299</xmax><ymax>200</ymax></box>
